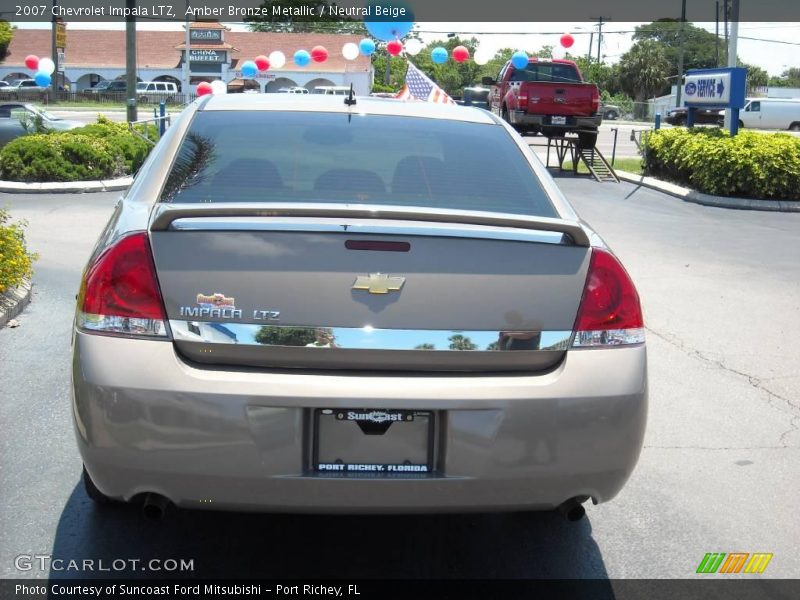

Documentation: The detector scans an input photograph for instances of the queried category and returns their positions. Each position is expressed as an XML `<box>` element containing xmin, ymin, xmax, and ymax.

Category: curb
<box><xmin>0</xmin><ymin>176</ymin><xmax>132</xmax><ymax>194</ymax></box>
<box><xmin>615</xmin><ymin>171</ymin><xmax>800</xmax><ymax>212</ymax></box>
<box><xmin>0</xmin><ymin>279</ymin><xmax>32</xmax><ymax>329</ymax></box>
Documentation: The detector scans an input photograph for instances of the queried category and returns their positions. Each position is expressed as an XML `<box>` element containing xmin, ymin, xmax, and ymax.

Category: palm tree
<box><xmin>618</xmin><ymin>40</ymin><xmax>671</xmax><ymax>119</ymax></box>
<box><xmin>414</xmin><ymin>343</ymin><xmax>436</xmax><ymax>350</ymax></box>
<box><xmin>448</xmin><ymin>335</ymin><xmax>477</xmax><ymax>351</ymax></box>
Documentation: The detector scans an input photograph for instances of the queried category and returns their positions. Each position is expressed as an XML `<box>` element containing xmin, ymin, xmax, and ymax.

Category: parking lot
<box><xmin>1</xmin><ymin>174</ymin><xmax>798</xmax><ymax>579</ymax></box>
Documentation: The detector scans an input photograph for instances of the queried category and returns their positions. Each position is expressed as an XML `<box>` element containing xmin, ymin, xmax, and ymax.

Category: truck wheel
<box><xmin>790</xmin><ymin>122</ymin><xmax>800</xmax><ymax>132</ymax></box>
<box><xmin>604</xmin><ymin>110</ymin><xmax>618</xmax><ymax>120</ymax></box>
<box><xmin>577</xmin><ymin>132</ymin><xmax>598</xmax><ymax>149</ymax></box>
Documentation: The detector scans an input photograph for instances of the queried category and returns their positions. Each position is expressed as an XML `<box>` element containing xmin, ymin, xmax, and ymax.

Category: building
<box><xmin>0</xmin><ymin>24</ymin><xmax>373</xmax><ymax>94</ymax></box>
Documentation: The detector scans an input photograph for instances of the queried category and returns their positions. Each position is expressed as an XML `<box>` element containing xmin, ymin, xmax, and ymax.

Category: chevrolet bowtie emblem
<box><xmin>352</xmin><ymin>273</ymin><xmax>405</xmax><ymax>294</ymax></box>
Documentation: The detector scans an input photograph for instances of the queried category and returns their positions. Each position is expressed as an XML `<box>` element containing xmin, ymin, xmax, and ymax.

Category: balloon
<box><xmin>196</xmin><ymin>82</ymin><xmax>212</xmax><ymax>97</ymax></box>
<box><xmin>431</xmin><ymin>47</ymin><xmax>448</xmax><ymax>64</ymax></box>
<box><xmin>342</xmin><ymin>42</ymin><xmax>360</xmax><ymax>61</ymax></box>
<box><xmin>404</xmin><ymin>38</ymin><xmax>423</xmax><ymax>56</ymax></box>
<box><xmin>387</xmin><ymin>40</ymin><xmax>403</xmax><ymax>56</ymax></box>
<box><xmin>364</xmin><ymin>20</ymin><xmax>413</xmax><ymax>42</ymax></box>
<box><xmin>560</xmin><ymin>33</ymin><xmax>575</xmax><ymax>49</ymax></box>
<box><xmin>511</xmin><ymin>51</ymin><xmax>529</xmax><ymax>69</ymax></box>
<box><xmin>452</xmin><ymin>46</ymin><xmax>469</xmax><ymax>63</ymax></box>
<box><xmin>268</xmin><ymin>51</ymin><xmax>286</xmax><ymax>69</ymax></box>
<box><xmin>359</xmin><ymin>38</ymin><xmax>376</xmax><ymax>56</ymax></box>
<box><xmin>38</xmin><ymin>57</ymin><xmax>56</xmax><ymax>75</ymax></box>
<box><xmin>34</xmin><ymin>71</ymin><xmax>51</xmax><ymax>87</ymax></box>
<box><xmin>241</xmin><ymin>60</ymin><xmax>257</xmax><ymax>79</ymax></box>
<box><xmin>255</xmin><ymin>55</ymin><xmax>270</xmax><ymax>71</ymax></box>
<box><xmin>473</xmin><ymin>48</ymin><xmax>491</xmax><ymax>66</ymax></box>
<box><xmin>210</xmin><ymin>80</ymin><xmax>227</xmax><ymax>95</ymax></box>
<box><xmin>294</xmin><ymin>49</ymin><xmax>311</xmax><ymax>67</ymax></box>
<box><xmin>24</xmin><ymin>55</ymin><xmax>39</xmax><ymax>70</ymax></box>
<box><xmin>311</xmin><ymin>45</ymin><xmax>328</xmax><ymax>63</ymax></box>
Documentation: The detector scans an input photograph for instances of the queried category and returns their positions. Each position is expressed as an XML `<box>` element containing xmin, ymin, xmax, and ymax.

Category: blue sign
<box><xmin>683</xmin><ymin>67</ymin><xmax>746</xmax><ymax>110</ymax></box>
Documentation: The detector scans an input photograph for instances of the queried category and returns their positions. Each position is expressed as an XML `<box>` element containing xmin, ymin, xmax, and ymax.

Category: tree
<box><xmin>769</xmin><ymin>68</ymin><xmax>800</xmax><ymax>88</ymax></box>
<box><xmin>739</xmin><ymin>62</ymin><xmax>769</xmax><ymax>91</ymax></box>
<box><xmin>414</xmin><ymin>343</ymin><xmax>436</xmax><ymax>350</ymax></box>
<box><xmin>0</xmin><ymin>21</ymin><xmax>14</xmax><ymax>60</ymax></box>
<box><xmin>633</xmin><ymin>20</ymin><xmax>720</xmax><ymax>73</ymax></box>
<box><xmin>618</xmin><ymin>40</ymin><xmax>671</xmax><ymax>118</ymax></box>
<box><xmin>246</xmin><ymin>1</ymin><xmax>366</xmax><ymax>33</ymax></box>
<box><xmin>448</xmin><ymin>334</ymin><xmax>477</xmax><ymax>351</ymax></box>
<box><xmin>412</xmin><ymin>37</ymin><xmax>483</xmax><ymax>96</ymax></box>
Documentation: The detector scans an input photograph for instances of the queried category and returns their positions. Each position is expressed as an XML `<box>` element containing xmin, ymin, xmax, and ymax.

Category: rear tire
<box><xmin>789</xmin><ymin>122</ymin><xmax>800</xmax><ymax>132</ymax></box>
<box><xmin>83</xmin><ymin>466</ymin><xmax>117</xmax><ymax>505</ymax></box>
<box><xmin>604</xmin><ymin>110</ymin><xmax>618</xmax><ymax>120</ymax></box>
<box><xmin>577</xmin><ymin>131</ymin><xmax>598</xmax><ymax>149</ymax></box>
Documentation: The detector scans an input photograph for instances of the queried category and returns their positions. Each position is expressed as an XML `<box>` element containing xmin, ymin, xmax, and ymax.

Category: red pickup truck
<box><xmin>484</xmin><ymin>58</ymin><xmax>602</xmax><ymax>148</ymax></box>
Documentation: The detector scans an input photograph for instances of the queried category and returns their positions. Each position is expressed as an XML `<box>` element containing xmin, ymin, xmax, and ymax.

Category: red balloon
<box><xmin>255</xmin><ymin>55</ymin><xmax>270</xmax><ymax>71</ymax></box>
<box><xmin>24</xmin><ymin>55</ymin><xmax>39</xmax><ymax>70</ymax></box>
<box><xmin>560</xmin><ymin>33</ymin><xmax>575</xmax><ymax>49</ymax></box>
<box><xmin>311</xmin><ymin>46</ymin><xmax>329</xmax><ymax>63</ymax></box>
<box><xmin>386</xmin><ymin>40</ymin><xmax>403</xmax><ymax>56</ymax></box>
<box><xmin>196</xmin><ymin>82</ymin><xmax>213</xmax><ymax>97</ymax></box>
<box><xmin>452</xmin><ymin>46</ymin><xmax>470</xmax><ymax>63</ymax></box>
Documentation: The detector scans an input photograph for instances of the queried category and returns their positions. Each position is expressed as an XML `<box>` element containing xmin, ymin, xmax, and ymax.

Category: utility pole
<box><xmin>724</xmin><ymin>0</ymin><xmax>740</xmax><ymax>131</ymax></box>
<box><xmin>587</xmin><ymin>31</ymin><xmax>594</xmax><ymax>63</ymax></box>
<box><xmin>50</xmin><ymin>0</ymin><xmax>57</xmax><ymax>102</ymax></box>
<box><xmin>589</xmin><ymin>17</ymin><xmax>608</xmax><ymax>64</ymax></box>
<box><xmin>676</xmin><ymin>0</ymin><xmax>687</xmax><ymax>107</ymax></box>
<box><xmin>182</xmin><ymin>0</ymin><xmax>190</xmax><ymax>96</ymax></box>
<box><xmin>125</xmin><ymin>0</ymin><xmax>137</xmax><ymax>123</ymax></box>
<box><xmin>724</xmin><ymin>0</ymin><xmax>729</xmax><ymax>64</ymax></box>
<box><xmin>715</xmin><ymin>1</ymin><xmax>720</xmax><ymax>67</ymax></box>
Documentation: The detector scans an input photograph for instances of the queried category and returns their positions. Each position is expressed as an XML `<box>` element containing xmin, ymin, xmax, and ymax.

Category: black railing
<box><xmin>0</xmin><ymin>90</ymin><xmax>199</xmax><ymax>106</ymax></box>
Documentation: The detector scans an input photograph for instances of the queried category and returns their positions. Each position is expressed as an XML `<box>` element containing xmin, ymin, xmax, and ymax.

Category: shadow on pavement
<box><xmin>49</xmin><ymin>479</ymin><xmax>612</xmax><ymax>582</ymax></box>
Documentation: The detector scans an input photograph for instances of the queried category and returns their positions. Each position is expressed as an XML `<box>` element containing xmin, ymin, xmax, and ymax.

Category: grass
<box><xmin>563</xmin><ymin>157</ymin><xmax>644</xmax><ymax>175</ymax></box>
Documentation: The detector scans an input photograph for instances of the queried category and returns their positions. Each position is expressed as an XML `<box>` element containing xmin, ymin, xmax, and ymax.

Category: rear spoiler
<box><xmin>149</xmin><ymin>203</ymin><xmax>591</xmax><ymax>247</ymax></box>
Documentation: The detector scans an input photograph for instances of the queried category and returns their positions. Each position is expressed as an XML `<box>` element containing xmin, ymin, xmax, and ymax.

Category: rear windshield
<box><xmin>159</xmin><ymin>111</ymin><xmax>556</xmax><ymax>218</ymax></box>
<box><xmin>510</xmin><ymin>63</ymin><xmax>582</xmax><ymax>84</ymax></box>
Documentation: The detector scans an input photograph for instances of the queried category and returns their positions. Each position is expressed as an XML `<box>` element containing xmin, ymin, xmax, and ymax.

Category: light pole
<box><xmin>675</xmin><ymin>0</ymin><xmax>687</xmax><ymax>107</ymax></box>
<box><xmin>723</xmin><ymin>0</ymin><xmax>740</xmax><ymax>131</ymax></box>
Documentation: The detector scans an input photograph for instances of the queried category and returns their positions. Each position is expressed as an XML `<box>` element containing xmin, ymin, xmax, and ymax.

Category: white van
<box><xmin>136</xmin><ymin>81</ymin><xmax>178</xmax><ymax>103</ymax></box>
<box><xmin>312</xmin><ymin>86</ymin><xmax>351</xmax><ymax>96</ymax></box>
<box><xmin>277</xmin><ymin>87</ymin><xmax>309</xmax><ymax>94</ymax></box>
<box><xmin>739</xmin><ymin>98</ymin><xmax>800</xmax><ymax>131</ymax></box>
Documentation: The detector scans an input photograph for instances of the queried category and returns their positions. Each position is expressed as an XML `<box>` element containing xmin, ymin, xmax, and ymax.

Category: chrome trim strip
<box><xmin>169</xmin><ymin>217</ymin><xmax>567</xmax><ymax>245</ymax></box>
<box><xmin>169</xmin><ymin>321</ymin><xmax>573</xmax><ymax>352</ymax></box>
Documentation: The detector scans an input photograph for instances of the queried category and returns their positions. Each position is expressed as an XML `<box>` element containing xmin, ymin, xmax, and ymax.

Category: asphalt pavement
<box><xmin>0</xmin><ymin>175</ymin><xmax>798</xmax><ymax>580</ymax></box>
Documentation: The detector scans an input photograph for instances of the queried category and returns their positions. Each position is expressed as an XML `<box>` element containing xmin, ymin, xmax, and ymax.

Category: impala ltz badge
<box><xmin>179</xmin><ymin>292</ymin><xmax>242</xmax><ymax>319</ymax></box>
<box><xmin>352</xmin><ymin>273</ymin><xmax>405</xmax><ymax>295</ymax></box>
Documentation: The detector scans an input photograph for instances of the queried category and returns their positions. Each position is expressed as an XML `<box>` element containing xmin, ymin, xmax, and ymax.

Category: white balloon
<box><xmin>342</xmin><ymin>42</ymin><xmax>359</xmax><ymax>61</ymax></box>
<box><xmin>404</xmin><ymin>38</ymin><xmax>423</xmax><ymax>56</ymax></box>
<box><xmin>39</xmin><ymin>57</ymin><xmax>56</xmax><ymax>75</ymax></box>
<box><xmin>210</xmin><ymin>80</ymin><xmax>227</xmax><ymax>95</ymax></box>
<box><xmin>268</xmin><ymin>51</ymin><xmax>286</xmax><ymax>69</ymax></box>
<box><xmin>473</xmin><ymin>49</ymin><xmax>491</xmax><ymax>66</ymax></box>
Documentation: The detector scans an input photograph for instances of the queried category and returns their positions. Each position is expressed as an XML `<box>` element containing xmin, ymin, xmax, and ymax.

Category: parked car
<box><xmin>461</xmin><ymin>86</ymin><xmax>490</xmax><ymax>109</ymax></box>
<box><xmin>0</xmin><ymin>102</ymin><xmax>82</xmax><ymax>147</ymax></box>
<box><xmin>600</xmin><ymin>103</ymin><xmax>621</xmax><ymax>120</ymax></box>
<box><xmin>312</xmin><ymin>86</ymin><xmax>351</xmax><ymax>95</ymax></box>
<box><xmin>277</xmin><ymin>86</ymin><xmax>309</xmax><ymax>94</ymax></box>
<box><xmin>739</xmin><ymin>98</ymin><xmax>800</xmax><ymax>131</ymax></box>
<box><xmin>665</xmin><ymin>106</ymin><xmax>723</xmax><ymax>126</ymax></box>
<box><xmin>87</xmin><ymin>80</ymin><xmax>127</xmax><ymax>97</ymax></box>
<box><xmin>136</xmin><ymin>81</ymin><xmax>178</xmax><ymax>103</ymax></box>
<box><xmin>0</xmin><ymin>81</ymin><xmax>10</xmax><ymax>89</ymax></box>
<box><xmin>484</xmin><ymin>58</ymin><xmax>602</xmax><ymax>148</ymax></box>
<box><xmin>7</xmin><ymin>79</ymin><xmax>49</xmax><ymax>95</ymax></box>
<box><xmin>73</xmin><ymin>94</ymin><xmax>647</xmax><ymax>520</ymax></box>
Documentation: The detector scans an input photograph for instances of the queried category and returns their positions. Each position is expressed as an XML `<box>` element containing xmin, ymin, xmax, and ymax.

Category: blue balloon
<box><xmin>34</xmin><ymin>71</ymin><xmax>51</xmax><ymax>87</ymax></box>
<box><xmin>364</xmin><ymin>21</ymin><xmax>414</xmax><ymax>42</ymax></box>
<box><xmin>240</xmin><ymin>60</ymin><xmax>257</xmax><ymax>79</ymax></box>
<box><xmin>359</xmin><ymin>38</ymin><xmax>376</xmax><ymax>56</ymax></box>
<box><xmin>431</xmin><ymin>47</ymin><xmax>448</xmax><ymax>64</ymax></box>
<box><xmin>511</xmin><ymin>51</ymin><xmax>529</xmax><ymax>70</ymax></box>
<box><xmin>294</xmin><ymin>49</ymin><xmax>311</xmax><ymax>67</ymax></box>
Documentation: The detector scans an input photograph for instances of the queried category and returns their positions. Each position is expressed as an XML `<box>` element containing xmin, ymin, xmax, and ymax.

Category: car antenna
<box><xmin>344</xmin><ymin>83</ymin><xmax>356</xmax><ymax>106</ymax></box>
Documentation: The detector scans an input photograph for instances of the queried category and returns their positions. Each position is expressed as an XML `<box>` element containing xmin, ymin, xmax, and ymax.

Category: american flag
<box><xmin>396</xmin><ymin>61</ymin><xmax>456</xmax><ymax>104</ymax></box>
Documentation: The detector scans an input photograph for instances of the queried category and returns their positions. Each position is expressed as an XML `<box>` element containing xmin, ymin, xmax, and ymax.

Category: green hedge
<box><xmin>0</xmin><ymin>115</ymin><xmax>157</xmax><ymax>183</ymax></box>
<box><xmin>0</xmin><ymin>207</ymin><xmax>36</xmax><ymax>293</ymax></box>
<box><xmin>643</xmin><ymin>128</ymin><xmax>800</xmax><ymax>200</ymax></box>
<box><xmin>0</xmin><ymin>134</ymin><xmax>123</xmax><ymax>182</ymax></box>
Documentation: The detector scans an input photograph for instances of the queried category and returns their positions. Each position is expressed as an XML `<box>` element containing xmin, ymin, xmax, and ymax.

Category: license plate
<box><xmin>551</xmin><ymin>116</ymin><xmax>567</xmax><ymax>125</ymax></box>
<box><xmin>313</xmin><ymin>409</ymin><xmax>434</xmax><ymax>474</ymax></box>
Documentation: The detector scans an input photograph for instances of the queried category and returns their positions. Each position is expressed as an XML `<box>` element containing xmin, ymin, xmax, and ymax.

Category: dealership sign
<box><xmin>683</xmin><ymin>67</ymin><xmax>746</xmax><ymax>109</ymax></box>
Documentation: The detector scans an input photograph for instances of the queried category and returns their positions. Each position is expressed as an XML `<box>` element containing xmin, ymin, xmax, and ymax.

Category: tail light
<box><xmin>77</xmin><ymin>232</ymin><xmax>168</xmax><ymax>337</ymax></box>
<box><xmin>572</xmin><ymin>248</ymin><xmax>644</xmax><ymax>347</ymax></box>
<box><xmin>592</xmin><ymin>92</ymin><xmax>601</xmax><ymax>112</ymax></box>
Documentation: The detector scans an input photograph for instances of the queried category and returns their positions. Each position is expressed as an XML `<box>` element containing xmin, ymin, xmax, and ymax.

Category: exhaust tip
<box><xmin>142</xmin><ymin>493</ymin><xmax>171</xmax><ymax>521</ymax></box>
<box><xmin>558</xmin><ymin>497</ymin><xmax>587</xmax><ymax>522</ymax></box>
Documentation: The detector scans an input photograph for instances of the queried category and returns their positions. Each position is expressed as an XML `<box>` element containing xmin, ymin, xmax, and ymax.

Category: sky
<box><xmin>12</xmin><ymin>21</ymin><xmax>800</xmax><ymax>76</ymax></box>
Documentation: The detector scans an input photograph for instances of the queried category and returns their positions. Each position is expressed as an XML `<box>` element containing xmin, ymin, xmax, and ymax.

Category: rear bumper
<box><xmin>510</xmin><ymin>111</ymin><xmax>602</xmax><ymax>131</ymax></box>
<box><xmin>72</xmin><ymin>331</ymin><xmax>647</xmax><ymax>513</ymax></box>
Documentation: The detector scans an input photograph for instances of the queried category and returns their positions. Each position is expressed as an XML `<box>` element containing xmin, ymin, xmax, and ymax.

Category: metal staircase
<box><xmin>575</xmin><ymin>146</ymin><xmax>619</xmax><ymax>183</ymax></box>
<box><xmin>530</xmin><ymin>136</ymin><xmax>619</xmax><ymax>183</ymax></box>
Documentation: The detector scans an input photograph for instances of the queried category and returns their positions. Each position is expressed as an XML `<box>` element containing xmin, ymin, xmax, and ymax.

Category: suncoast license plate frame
<box><xmin>312</xmin><ymin>408</ymin><xmax>435</xmax><ymax>475</ymax></box>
